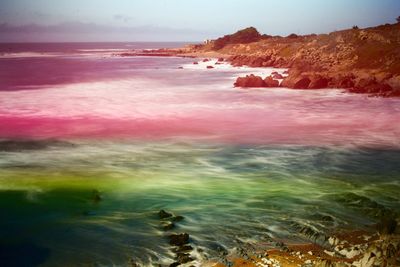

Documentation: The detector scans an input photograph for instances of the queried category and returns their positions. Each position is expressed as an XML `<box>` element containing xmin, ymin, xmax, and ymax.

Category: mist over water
<box><xmin>0</xmin><ymin>43</ymin><xmax>400</xmax><ymax>266</ymax></box>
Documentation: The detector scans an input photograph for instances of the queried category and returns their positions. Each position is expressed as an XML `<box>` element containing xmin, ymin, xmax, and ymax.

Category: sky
<box><xmin>0</xmin><ymin>0</ymin><xmax>399</xmax><ymax>42</ymax></box>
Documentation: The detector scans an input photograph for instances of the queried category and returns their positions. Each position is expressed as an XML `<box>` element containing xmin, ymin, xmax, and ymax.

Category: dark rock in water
<box><xmin>193</xmin><ymin>62</ymin><xmax>198</xmax><ymax>65</ymax></box>
<box><xmin>171</xmin><ymin>215</ymin><xmax>184</xmax><ymax>222</ymax></box>
<box><xmin>206</xmin><ymin>65</ymin><xmax>214</xmax><ymax>69</ymax></box>
<box><xmin>176</xmin><ymin>253</ymin><xmax>194</xmax><ymax>264</ymax></box>
<box><xmin>169</xmin><ymin>262</ymin><xmax>180</xmax><ymax>267</ymax></box>
<box><xmin>218</xmin><ymin>57</ymin><xmax>224</xmax><ymax>62</ymax></box>
<box><xmin>92</xmin><ymin>190</ymin><xmax>102</xmax><ymax>203</ymax></box>
<box><xmin>178</xmin><ymin>66</ymin><xmax>183</xmax><ymax>69</ymax></box>
<box><xmin>377</xmin><ymin>216</ymin><xmax>397</xmax><ymax>235</ymax></box>
<box><xmin>169</xmin><ymin>233</ymin><xmax>189</xmax><ymax>246</ymax></box>
<box><xmin>159</xmin><ymin>210</ymin><xmax>173</xmax><ymax>219</ymax></box>
<box><xmin>172</xmin><ymin>245</ymin><xmax>193</xmax><ymax>253</ymax></box>
<box><xmin>162</xmin><ymin>222</ymin><xmax>175</xmax><ymax>231</ymax></box>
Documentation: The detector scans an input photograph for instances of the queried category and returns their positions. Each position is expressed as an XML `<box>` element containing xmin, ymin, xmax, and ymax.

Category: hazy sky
<box><xmin>1</xmin><ymin>0</ymin><xmax>400</xmax><ymax>42</ymax></box>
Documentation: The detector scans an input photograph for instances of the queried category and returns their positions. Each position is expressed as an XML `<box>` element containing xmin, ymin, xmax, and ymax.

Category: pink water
<box><xmin>1</xmin><ymin>43</ymin><xmax>400</xmax><ymax>147</ymax></box>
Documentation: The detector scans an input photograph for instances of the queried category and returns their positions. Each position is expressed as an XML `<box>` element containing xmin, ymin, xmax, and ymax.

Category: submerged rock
<box><xmin>162</xmin><ymin>222</ymin><xmax>175</xmax><ymax>231</ymax></box>
<box><xmin>159</xmin><ymin>210</ymin><xmax>173</xmax><ymax>219</ymax></box>
<box><xmin>171</xmin><ymin>215</ymin><xmax>184</xmax><ymax>222</ymax></box>
<box><xmin>92</xmin><ymin>190</ymin><xmax>102</xmax><ymax>203</ymax></box>
<box><xmin>169</xmin><ymin>233</ymin><xmax>189</xmax><ymax>246</ymax></box>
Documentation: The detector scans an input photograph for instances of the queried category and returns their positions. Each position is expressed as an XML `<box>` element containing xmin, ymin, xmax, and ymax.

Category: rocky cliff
<box><xmin>183</xmin><ymin>22</ymin><xmax>400</xmax><ymax>96</ymax></box>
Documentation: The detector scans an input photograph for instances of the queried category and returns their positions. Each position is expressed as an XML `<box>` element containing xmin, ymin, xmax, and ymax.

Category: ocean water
<box><xmin>0</xmin><ymin>43</ymin><xmax>399</xmax><ymax>266</ymax></box>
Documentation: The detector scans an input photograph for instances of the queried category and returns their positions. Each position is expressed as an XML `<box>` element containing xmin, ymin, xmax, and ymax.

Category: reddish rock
<box><xmin>234</xmin><ymin>74</ymin><xmax>265</xmax><ymax>88</ymax></box>
<box><xmin>218</xmin><ymin>58</ymin><xmax>224</xmax><ymax>62</ymax></box>
<box><xmin>350</xmin><ymin>78</ymin><xmax>393</xmax><ymax>94</ymax></box>
<box><xmin>272</xmin><ymin>73</ymin><xmax>284</xmax><ymax>79</ymax></box>
<box><xmin>203</xmin><ymin>58</ymin><xmax>210</xmax><ymax>62</ymax></box>
<box><xmin>338</xmin><ymin>77</ymin><xmax>355</xmax><ymax>88</ymax></box>
<box><xmin>283</xmin><ymin>70</ymin><xmax>289</xmax><ymax>75</ymax></box>
<box><xmin>206</xmin><ymin>65</ymin><xmax>214</xmax><ymax>69</ymax></box>
<box><xmin>293</xmin><ymin>77</ymin><xmax>311</xmax><ymax>89</ymax></box>
<box><xmin>309</xmin><ymin>76</ymin><xmax>329</xmax><ymax>89</ymax></box>
<box><xmin>193</xmin><ymin>62</ymin><xmax>198</xmax><ymax>65</ymax></box>
<box><xmin>264</xmin><ymin>76</ymin><xmax>280</xmax><ymax>87</ymax></box>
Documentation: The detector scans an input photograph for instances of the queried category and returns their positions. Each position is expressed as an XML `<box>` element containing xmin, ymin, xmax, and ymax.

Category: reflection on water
<box><xmin>1</xmin><ymin>140</ymin><xmax>399</xmax><ymax>266</ymax></box>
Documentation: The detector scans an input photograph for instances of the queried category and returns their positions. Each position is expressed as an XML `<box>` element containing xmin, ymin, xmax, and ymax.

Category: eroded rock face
<box><xmin>309</xmin><ymin>77</ymin><xmax>329</xmax><ymax>89</ymax></box>
<box><xmin>294</xmin><ymin>77</ymin><xmax>311</xmax><ymax>89</ymax></box>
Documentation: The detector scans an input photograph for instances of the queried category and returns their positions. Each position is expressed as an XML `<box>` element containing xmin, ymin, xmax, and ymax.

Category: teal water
<box><xmin>1</xmin><ymin>141</ymin><xmax>399</xmax><ymax>266</ymax></box>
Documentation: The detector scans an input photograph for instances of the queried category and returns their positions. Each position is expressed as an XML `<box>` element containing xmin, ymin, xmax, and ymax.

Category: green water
<box><xmin>0</xmin><ymin>140</ymin><xmax>399</xmax><ymax>266</ymax></box>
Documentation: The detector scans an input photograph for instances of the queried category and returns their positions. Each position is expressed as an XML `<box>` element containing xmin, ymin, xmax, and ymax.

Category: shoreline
<box><xmin>115</xmin><ymin>22</ymin><xmax>400</xmax><ymax>98</ymax></box>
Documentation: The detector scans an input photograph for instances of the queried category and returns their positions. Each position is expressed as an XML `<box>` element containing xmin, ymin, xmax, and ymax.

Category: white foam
<box><xmin>181</xmin><ymin>58</ymin><xmax>288</xmax><ymax>79</ymax></box>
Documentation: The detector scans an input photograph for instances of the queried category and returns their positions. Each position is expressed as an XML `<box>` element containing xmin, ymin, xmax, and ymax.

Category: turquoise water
<box><xmin>1</xmin><ymin>141</ymin><xmax>399</xmax><ymax>266</ymax></box>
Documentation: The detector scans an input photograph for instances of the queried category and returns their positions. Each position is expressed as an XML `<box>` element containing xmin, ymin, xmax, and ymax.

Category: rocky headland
<box><xmin>130</xmin><ymin>22</ymin><xmax>400</xmax><ymax>97</ymax></box>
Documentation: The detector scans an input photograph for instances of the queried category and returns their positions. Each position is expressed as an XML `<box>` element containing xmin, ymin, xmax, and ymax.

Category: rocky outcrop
<box><xmin>264</xmin><ymin>76</ymin><xmax>280</xmax><ymax>87</ymax></box>
<box><xmin>234</xmin><ymin>74</ymin><xmax>265</xmax><ymax>88</ymax></box>
<box><xmin>234</xmin><ymin>74</ymin><xmax>280</xmax><ymax>88</ymax></box>
<box><xmin>178</xmin><ymin>23</ymin><xmax>400</xmax><ymax>97</ymax></box>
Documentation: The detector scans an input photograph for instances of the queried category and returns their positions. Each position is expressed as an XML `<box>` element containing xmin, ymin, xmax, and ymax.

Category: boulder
<box><xmin>309</xmin><ymin>76</ymin><xmax>329</xmax><ymax>89</ymax></box>
<box><xmin>193</xmin><ymin>62</ymin><xmax>198</xmax><ymax>65</ymax></box>
<box><xmin>162</xmin><ymin>222</ymin><xmax>175</xmax><ymax>231</ymax></box>
<box><xmin>218</xmin><ymin>57</ymin><xmax>224</xmax><ymax>62</ymax></box>
<box><xmin>159</xmin><ymin>210</ymin><xmax>173</xmax><ymax>219</ymax></box>
<box><xmin>293</xmin><ymin>77</ymin><xmax>311</xmax><ymax>89</ymax></box>
<box><xmin>351</xmin><ymin>78</ymin><xmax>393</xmax><ymax>94</ymax></box>
<box><xmin>202</xmin><ymin>58</ymin><xmax>210</xmax><ymax>62</ymax></box>
<box><xmin>169</xmin><ymin>233</ymin><xmax>190</xmax><ymax>246</ymax></box>
<box><xmin>206</xmin><ymin>65</ymin><xmax>214</xmax><ymax>69</ymax></box>
<box><xmin>272</xmin><ymin>73</ymin><xmax>284</xmax><ymax>79</ymax></box>
<box><xmin>234</xmin><ymin>74</ymin><xmax>265</xmax><ymax>88</ymax></box>
<box><xmin>264</xmin><ymin>76</ymin><xmax>280</xmax><ymax>87</ymax></box>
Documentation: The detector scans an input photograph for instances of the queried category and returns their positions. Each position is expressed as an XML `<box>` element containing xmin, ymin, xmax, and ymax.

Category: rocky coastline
<box><xmin>120</xmin><ymin>22</ymin><xmax>400</xmax><ymax>97</ymax></box>
<box><xmin>130</xmin><ymin>209</ymin><xmax>399</xmax><ymax>267</ymax></box>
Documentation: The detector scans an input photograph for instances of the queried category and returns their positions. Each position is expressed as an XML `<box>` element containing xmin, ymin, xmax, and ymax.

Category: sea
<box><xmin>0</xmin><ymin>42</ymin><xmax>399</xmax><ymax>266</ymax></box>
